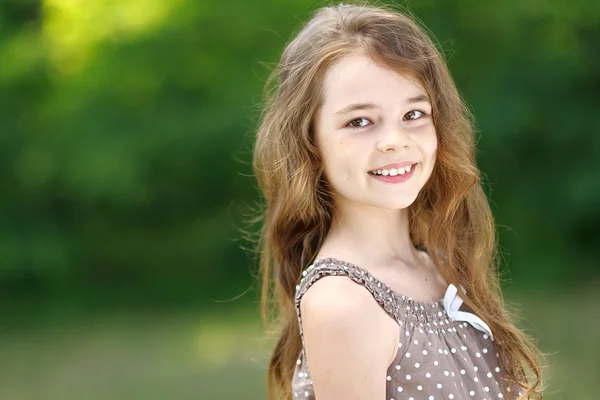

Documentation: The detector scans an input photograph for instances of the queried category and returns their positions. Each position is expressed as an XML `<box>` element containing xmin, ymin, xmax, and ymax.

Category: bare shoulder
<box><xmin>299</xmin><ymin>275</ymin><xmax>397</xmax><ymax>399</ymax></box>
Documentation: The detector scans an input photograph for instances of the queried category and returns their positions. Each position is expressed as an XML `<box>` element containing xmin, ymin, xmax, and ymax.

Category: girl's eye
<box><xmin>347</xmin><ymin>110</ymin><xmax>428</xmax><ymax>130</ymax></box>
<box><xmin>404</xmin><ymin>110</ymin><xmax>427</xmax><ymax>120</ymax></box>
<box><xmin>346</xmin><ymin>117</ymin><xmax>372</xmax><ymax>130</ymax></box>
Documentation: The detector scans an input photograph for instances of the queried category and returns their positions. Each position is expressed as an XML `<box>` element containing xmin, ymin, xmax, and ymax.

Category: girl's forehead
<box><xmin>320</xmin><ymin>56</ymin><xmax>428</xmax><ymax>112</ymax></box>
<box><xmin>323</xmin><ymin>54</ymin><xmax>410</xmax><ymax>86</ymax></box>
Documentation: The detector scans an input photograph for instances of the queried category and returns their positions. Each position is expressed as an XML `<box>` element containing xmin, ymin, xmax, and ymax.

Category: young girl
<box><xmin>252</xmin><ymin>2</ymin><xmax>545</xmax><ymax>399</ymax></box>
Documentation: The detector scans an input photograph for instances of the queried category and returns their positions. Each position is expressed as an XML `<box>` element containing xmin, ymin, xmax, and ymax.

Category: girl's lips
<box><xmin>370</xmin><ymin>161</ymin><xmax>418</xmax><ymax>172</ymax></box>
<box><xmin>369</xmin><ymin>163</ymin><xmax>417</xmax><ymax>183</ymax></box>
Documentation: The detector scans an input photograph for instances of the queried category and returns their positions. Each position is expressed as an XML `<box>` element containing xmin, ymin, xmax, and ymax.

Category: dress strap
<box><xmin>293</xmin><ymin>257</ymin><xmax>449</xmax><ymax>349</ymax></box>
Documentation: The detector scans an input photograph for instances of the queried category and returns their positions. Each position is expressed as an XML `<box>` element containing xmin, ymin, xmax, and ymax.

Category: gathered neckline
<box><xmin>310</xmin><ymin>256</ymin><xmax>447</xmax><ymax>308</ymax></box>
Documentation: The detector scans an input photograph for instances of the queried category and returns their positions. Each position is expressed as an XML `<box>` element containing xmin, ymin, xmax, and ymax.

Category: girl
<box><xmin>252</xmin><ymin>2</ymin><xmax>546</xmax><ymax>399</ymax></box>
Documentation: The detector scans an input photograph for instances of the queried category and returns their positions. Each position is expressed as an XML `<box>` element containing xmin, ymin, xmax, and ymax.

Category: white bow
<box><xmin>443</xmin><ymin>283</ymin><xmax>494</xmax><ymax>341</ymax></box>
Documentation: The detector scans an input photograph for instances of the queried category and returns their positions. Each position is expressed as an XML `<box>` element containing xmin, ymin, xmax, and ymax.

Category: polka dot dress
<box><xmin>292</xmin><ymin>257</ymin><xmax>525</xmax><ymax>399</ymax></box>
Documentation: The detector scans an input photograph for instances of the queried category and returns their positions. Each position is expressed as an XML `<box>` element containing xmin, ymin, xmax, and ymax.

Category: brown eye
<box><xmin>405</xmin><ymin>110</ymin><xmax>426</xmax><ymax>120</ymax></box>
<box><xmin>347</xmin><ymin>117</ymin><xmax>372</xmax><ymax>129</ymax></box>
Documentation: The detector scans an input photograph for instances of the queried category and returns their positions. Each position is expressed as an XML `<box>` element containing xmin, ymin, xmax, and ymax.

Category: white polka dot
<box><xmin>417</xmin><ymin>385</ymin><xmax>423</xmax><ymax>391</ymax></box>
<box><xmin>429</xmin><ymin>396</ymin><xmax>435</xmax><ymax>400</ymax></box>
<box><xmin>483</xmin><ymin>348</ymin><xmax>488</xmax><ymax>354</ymax></box>
<box><xmin>444</xmin><ymin>370</ymin><xmax>449</xmax><ymax>376</ymax></box>
<box><xmin>406</xmin><ymin>375</ymin><xmax>411</xmax><ymax>380</ymax></box>
<box><xmin>438</xmin><ymin>349</ymin><xmax>443</xmax><ymax>354</ymax></box>
<box><xmin>395</xmin><ymin>365</ymin><xmax>401</xmax><ymax>370</ymax></box>
<box><xmin>460</xmin><ymin>369</ymin><xmax>466</xmax><ymax>375</ymax></box>
<box><xmin>397</xmin><ymin>386</ymin><xmax>403</xmax><ymax>392</ymax></box>
<box><xmin>469</xmin><ymin>391</ymin><xmax>475</xmax><ymax>396</ymax></box>
<box><xmin>305</xmin><ymin>391</ymin><xmax>309</xmax><ymax>397</ymax></box>
<box><xmin>451</xmin><ymin>348</ymin><xmax>456</xmax><ymax>353</ymax></box>
<box><xmin>495</xmin><ymin>367</ymin><xmax>500</xmax><ymax>372</ymax></box>
<box><xmin>498</xmin><ymin>394</ymin><xmax>503</xmax><ymax>398</ymax></box>
<box><xmin>483</xmin><ymin>334</ymin><xmax>489</xmax><ymax>339</ymax></box>
<box><xmin>406</xmin><ymin>352</ymin><xmax>411</xmax><ymax>358</ymax></box>
<box><xmin>474</xmin><ymin>377</ymin><xmax>479</xmax><ymax>382</ymax></box>
<box><xmin>474</xmin><ymin>366</ymin><xmax>479</xmax><ymax>372</ymax></box>
<box><xmin>451</xmin><ymin>372</ymin><xmax>455</xmax><ymax>377</ymax></box>
<box><xmin>449</xmin><ymin>395</ymin><xmax>454</xmax><ymax>399</ymax></box>
<box><xmin>461</xmin><ymin>345</ymin><xmax>467</xmax><ymax>351</ymax></box>
<box><xmin>298</xmin><ymin>372</ymin><xmax>304</xmax><ymax>377</ymax></box>
<box><xmin>405</xmin><ymin>331</ymin><xmax>410</xmax><ymax>336</ymax></box>
<box><xmin>422</xmin><ymin>350</ymin><xmax>428</xmax><ymax>355</ymax></box>
<box><xmin>484</xmin><ymin>386</ymin><xmax>489</xmax><ymax>392</ymax></box>
<box><xmin>398</xmin><ymin>342</ymin><xmax>402</xmax><ymax>348</ymax></box>
<box><xmin>387</xmin><ymin>376</ymin><xmax>391</xmax><ymax>381</ymax></box>
<box><xmin>437</xmin><ymin>383</ymin><xmax>442</xmax><ymax>389</ymax></box>
<box><xmin>444</xmin><ymin>349</ymin><xmax>448</xmax><ymax>354</ymax></box>
<box><xmin>415</xmin><ymin>363</ymin><xmax>420</xmax><ymax>368</ymax></box>
<box><xmin>426</xmin><ymin>372</ymin><xmax>431</xmax><ymax>378</ymax></box>
<box><xmin>414</xmin><ymin>339</ymin><xmax>419</xmax><ymax>345</ymax></box>
<box><xmin>487</xmin><ymin>372</ymin><xmax>493</xmax><ymax>378</ymax></box>
<box><xmin>434</xmin><ymin>360</ymin><xmax>439</xmax><ymax>366</ymax></box>
<box><xmin>476</xmin><ymin>352</ymin><xmax>481</xmax><ymax>357</ymax></box>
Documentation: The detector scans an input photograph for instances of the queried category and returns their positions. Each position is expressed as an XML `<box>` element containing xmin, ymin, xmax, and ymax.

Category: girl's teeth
<box><xmin>371</xmin><ymin>164</ymin><xmax>415</xmax><ymax>175</ymax></box>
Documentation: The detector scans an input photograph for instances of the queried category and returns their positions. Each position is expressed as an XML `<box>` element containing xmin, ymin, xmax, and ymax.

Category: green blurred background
<box><xmin>1</xmin><ymin>0</ymin><xmax>598</xmax><ymax>398</ymax></box>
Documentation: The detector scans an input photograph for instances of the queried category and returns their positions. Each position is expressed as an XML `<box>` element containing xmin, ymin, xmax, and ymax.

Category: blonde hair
<box><xmin>251</xmin><ymin>2</ymin><xmax>546</xmax><ymax>398</ymax></box>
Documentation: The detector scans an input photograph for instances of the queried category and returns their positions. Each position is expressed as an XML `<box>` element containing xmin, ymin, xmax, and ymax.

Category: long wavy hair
<box><xmin>251</xmin><ymin>2</ymin><xmax>546</xmax><ymax>399</ymax></box>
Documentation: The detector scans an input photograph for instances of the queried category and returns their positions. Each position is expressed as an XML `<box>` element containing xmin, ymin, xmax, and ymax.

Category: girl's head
<box><xmin>315</xmin><ymin>53</ymin><xmax>438</xmax><ymax>217</ymax></box>
<box><xmin>254</xmin><ymin>1</ymin><xmax>479</xmax><ymax>245</ymax></box>
<box><xmin>252</xmin><ymin>2</ymin><xmax>544</xmax><ymax>399</ymax></box>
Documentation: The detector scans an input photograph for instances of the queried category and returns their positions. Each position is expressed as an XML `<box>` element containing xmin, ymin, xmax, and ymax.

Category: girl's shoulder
<box><xmin>295</xmin><ymin>256</ymin><xmax>449</xmax><ymax>329</ymax></box>
<box><xmin>294</xmin><ymin>258</ymin><xmax>401</xmax><ymax>339</ymax></box>
<box><xmin>295</xmin><ymin>262</ymin><xmax>400</xmax><ymax>398</ymax></box>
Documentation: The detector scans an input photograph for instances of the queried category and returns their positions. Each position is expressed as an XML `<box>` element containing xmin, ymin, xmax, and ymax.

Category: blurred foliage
<box><xmin>0</xmin><ymin>0</ymin><xmax>598</xmax><ymax>310</ymax></box>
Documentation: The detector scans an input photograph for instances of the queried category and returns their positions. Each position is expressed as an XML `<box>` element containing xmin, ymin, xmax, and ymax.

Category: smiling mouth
<box><xmin>368</xmin><ymin>163</ymin><xmax>418</xmax><ymax>176</ymax></box>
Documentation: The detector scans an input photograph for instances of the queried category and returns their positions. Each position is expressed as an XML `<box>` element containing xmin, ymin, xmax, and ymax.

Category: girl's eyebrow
<box><xmin>333</xmin><ymin>94</ymin><xmax>431</xmax><ymax>117</ymax></box>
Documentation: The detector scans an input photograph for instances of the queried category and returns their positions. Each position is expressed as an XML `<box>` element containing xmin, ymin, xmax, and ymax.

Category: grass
<box><xmin>0</xmin><ymin>285</ymin><xmax>597</xmax><ymax>399</ymax></box>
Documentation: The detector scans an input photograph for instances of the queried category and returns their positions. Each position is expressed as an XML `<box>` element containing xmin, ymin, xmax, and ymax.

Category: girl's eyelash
<box><xmin>346</xmin><ymin>109</ymin><xmax>429</xmax><ymax>130</ymax></box>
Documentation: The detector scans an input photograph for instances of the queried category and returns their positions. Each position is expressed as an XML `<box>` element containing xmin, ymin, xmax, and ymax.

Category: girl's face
<box><xmin>314</xmin><ymin>54</ymin><xmax>438</xmax><ymax>212</ymax></box>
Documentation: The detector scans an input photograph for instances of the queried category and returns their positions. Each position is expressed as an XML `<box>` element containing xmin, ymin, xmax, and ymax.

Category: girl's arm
<box><xmin>300</xmin><ymin>275</ymin><xmax>398</xmax><ymax>399</ymax></box>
